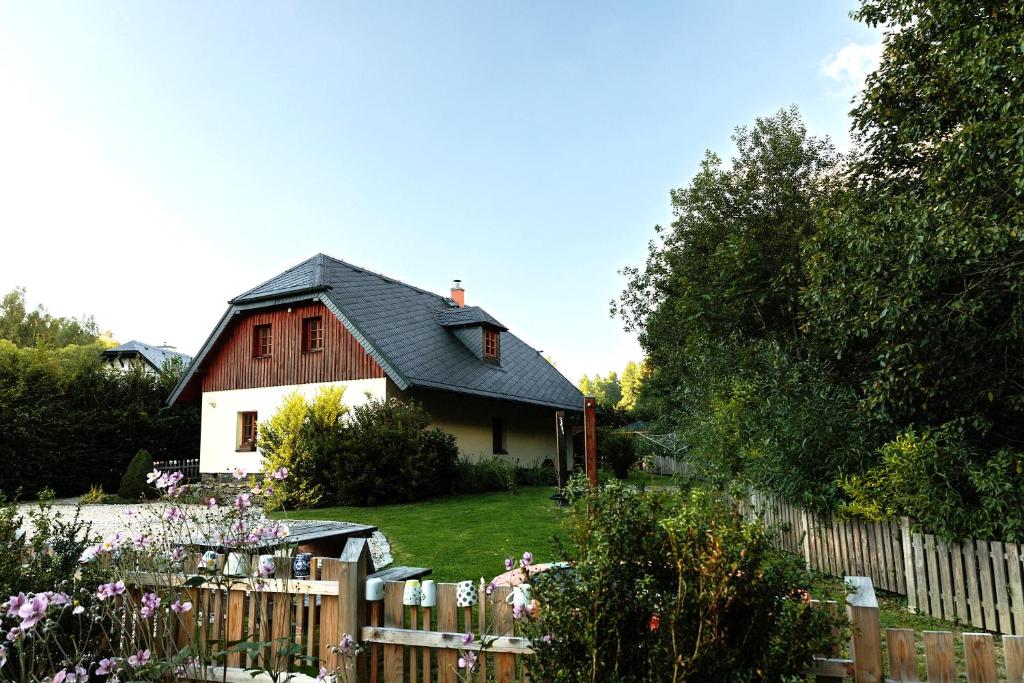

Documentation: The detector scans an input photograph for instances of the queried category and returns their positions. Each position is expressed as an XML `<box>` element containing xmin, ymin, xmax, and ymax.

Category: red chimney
<box><xmin>451</xmin><ymin>280</ymin><xmax>465</xmax><ymax>307</ymax></box>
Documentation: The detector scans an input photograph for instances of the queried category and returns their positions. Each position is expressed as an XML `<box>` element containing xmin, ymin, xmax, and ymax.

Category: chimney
<box><xmin>450</xmin><ymin>279</ymin><xmax>465</xmax><ymax>308</ymax></box>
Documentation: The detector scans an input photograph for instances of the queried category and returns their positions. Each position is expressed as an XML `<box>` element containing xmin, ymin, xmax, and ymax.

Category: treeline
<box><xmin>0</xmin><ymin>290</ymin><xmax>199</xmax><ymax>498</ymax></box>
<box><xmin>617</xmin><ymin>0</ymin><xmax>1024</xmax><ymax>541</ymax></box>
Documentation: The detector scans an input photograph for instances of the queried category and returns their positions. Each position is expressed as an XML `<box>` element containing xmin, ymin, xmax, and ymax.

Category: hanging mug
<box><xmin>200</xmin><ymin>550</ymin><xmax>217</xmax><ymax>572</ymax></box>
<box><xmin>505</xmin><ymin>583</ymin><xmax>532</xmax><ymax>610</ymax></box>
<box><xmin>259</xmin><ymin>555</ymin><xmax>276</xmax><ymax>577</ymax></box>
<box><xmin>292</xmin><ymin>553</ymin><xmax>312</xmax><ymax>579</ymax></box>
<box><xmin>365</xmin><ymin>578</ymin><xmax>385</xmax><ymax>602</ymax></box>
<box><xmin>420</xmin><ymin>580</ymin><xmax>437</xmax><ymax>608</ymax></box>
<box><xmin>225</xmin><ymin>552</ymin><xmax>247</xmax><ymax>576</ymax></box>
<box><xmin>403</xmin><ymin>580</ymin><xmax>422</xmax><ymax>606</ymax></box>
<box><xmin>456</xmin><ymin>580</ymin><xmax>478</xmax><ymax>607</ymax></box>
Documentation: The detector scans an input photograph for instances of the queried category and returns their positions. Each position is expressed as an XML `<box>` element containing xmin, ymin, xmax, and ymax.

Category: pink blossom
<box><xmin>127</xmin><ymin>649</ymin><xmax>150</xmax><ymax>668</ymax></box>
<box><xmin>139</xmin><ymin>593</ymin><xmax>160</xmax><ymax>619</ymax></box>
<box><xmin>170</xmin><ymin>546</ymin><xmax>187</xmax><ymax>562</ymax></box>
<box><xmin>512</xmin><ymin>604</ymin><xmax>523</xmax><ymax>620</ymax></box>
<box><xmin>5</xmin><ymin>593</ymin><xmax>27</xmax><ymax>618</ymax></box>
<box><xmin>458</xmin><ymin>651</ymin><xmax>477</xmax><ymax>670</ymax></box>
<box><xmin>232</xmin><ymin>467</ymin><xmax>246</xmax><ymax>480</ymax></box>
<box><xmin>146</xmin><ymin>469</ymin><xmax>162</xmax><ymax>484</ymax></box>
<box><xmin>504</xmin><ymin>557</ymin><xmax>514</xmax><ymax>571</ymax></box>
<box><xmin>315</xmin><ymin>667</ymin><xmax>328</xmax><ymax>683</ymax></box>
<box><xmin>163</xmin><ymin>507</ymin><xmax>186</xmax><ymax>523</ymax></box>
<box><xmin>0</xmin><ymin>644</ymin><xmax>6</xmax><ymax>667</ymax></box>
<box><xmin>461</xmin><ymin>632</ymin><xmax>473</xmax><ymax>645</ymax></box>
<box><xmin>207</xmin><ymin>498</ymin><xmax>218</xmax><ymax>509</ymax></box>
<box><xmin>235</xmin><ymin>493</ymin><xmax>251</xmax><ymax>510</ymax></box>
<box><xmin>520</xmin><ymin>551</ymin><xmax>533</xmax><ymax>567</ymax></box>
<box><xmin>339</xmin><ymin>633</ymin><xmax>354</xmax><ymax>654</ymax></box>
<box><xmin>18</xmin><ymin>594</ymin><xmax>50</xmax><ymax>629</ymax></box>
<box><xmin>79</xmin><ymin>546</ymin><xmax>100</xmax><ymax>563</ymax></box>
<box><xmin>6</xmin><ymin>628</ymin><xmax>20</xmax><ymax>641</ymax></box>
<box><xmin>271</xmin><ymin>467</ymin><xmax>289</xmax><ymax>480</ymax></box>
<box><xmin>171</xmin><ymin>600</ymin><xmax>192</xmax><ymax>614</ymax></box>
<box><xmin>96</xmin><ymin>658</ymin><xmax>116</xmax><ymax>675</ymax></box>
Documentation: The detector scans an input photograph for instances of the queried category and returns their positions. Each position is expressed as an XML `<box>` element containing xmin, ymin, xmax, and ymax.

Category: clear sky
<box><xmin>0</xmin><ymin>1</ymin><xmax>880</xmax><ymax>383</ymax></box>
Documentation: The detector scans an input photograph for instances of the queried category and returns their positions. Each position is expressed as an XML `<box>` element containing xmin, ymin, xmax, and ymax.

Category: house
<box><xmin>102</xmin><ymin>340</ymin><xmax>192</xmax><ymax>375</ymax></box>
<box><xmin>168</xmin><ymin>254</ymin><xmax>584</xmax><ymax>477</ymax></box>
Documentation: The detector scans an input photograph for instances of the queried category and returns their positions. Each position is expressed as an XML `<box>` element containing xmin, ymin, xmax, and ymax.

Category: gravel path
<box><xmin>15</xmin><ymin>499</ymin><xmax>394</xmax><ymax>569</ymax></box>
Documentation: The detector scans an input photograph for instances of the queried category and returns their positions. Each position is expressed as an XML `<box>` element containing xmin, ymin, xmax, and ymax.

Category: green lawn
<box><xmin>277</xmin><ymin>486</ymin><xmax>568</xmax><ymax>582</ymax></box>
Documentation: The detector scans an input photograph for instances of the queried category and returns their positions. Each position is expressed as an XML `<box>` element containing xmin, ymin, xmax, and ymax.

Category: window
<box><xmin>302</xmin><ymin>316</ymin><xmax>324</xmax><ymax>353</ymax></box>
<box><xmin>483</xmin><ymin>328</ymin><xmax>500</xmax><ymax>362</ymax></box>
<box><xmin>253</xmin><ymin>324</ymin><xmax>272</xmax><ymax>357</ymax></box>
<box><xmin>239</xmin><ymin>411</ymin><xmax>257</xmax><ymax>451</ymax></box>
<box><xmin>492</xmin><ymin>417</ymin><xmax>506</xmax><ymax>454</ymax></box>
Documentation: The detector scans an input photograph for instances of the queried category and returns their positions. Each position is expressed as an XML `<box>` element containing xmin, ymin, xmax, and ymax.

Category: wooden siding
<box><xmin>201</xmin><ymin>302</ymin><xmax>384</xmax><ymax>392</ymax></box>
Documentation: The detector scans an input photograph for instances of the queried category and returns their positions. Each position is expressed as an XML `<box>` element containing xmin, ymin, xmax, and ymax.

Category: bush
<box><xmin>452</xmin><ymin>458</ymin><xmax>558</xmax><ymax>494</ymax></box>
<box><xmin>597</xmin><ymin>429</ymin><xmax>637</xmax><ymax>479</ymax></box>
<box><xmin>118</xmin><ymin>448</ymin><xmax>154</xmax><ymax>500</ymax></box>
<box><xmin>320</xmin><ymin>399</ymin><xmax>459</xmax><ymax>506</ymax></box>
<box><xmin>522</xmin><ymin>483</ymin><xmax>845</xmax><ymax>682</ymax></box>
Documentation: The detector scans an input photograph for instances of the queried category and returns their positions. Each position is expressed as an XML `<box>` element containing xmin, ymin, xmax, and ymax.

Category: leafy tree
<box><xmin>578</xmin><ymin>371</ymin><xmax>622</xmax><ymax>409</ymax></box>
<box><xmin>0</xmin><ymin>288</ymin><xmax>100</xmax><ymax>348</ymax></box>
<box><xmin>617</xmin><ymin>360</ymin><xmax>646</xmax><ymax>412</ymax></box>
<box><xmin>616</xmin><ymin>107</ymin><xmax>858</xmax><ymax>509</ymax></box>
<box><xmin>118</xmin><ymin>449</ymin><xmax>154</xmax><ymax>500</ymax></box>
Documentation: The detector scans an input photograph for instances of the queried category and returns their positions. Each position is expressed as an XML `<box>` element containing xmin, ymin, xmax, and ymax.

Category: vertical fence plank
<box><xmin>892</xmin><ymin>519</ymin><xmax>907</xmax><ymax>595</ymax></box>
<box><xmin>913</xmin><ymin>533</ymin><xmax>929</xmax><ymax>616</ymax></box>
<box><xmin>383</xmin><ymin>581</ymin><xmax>405</xmax><ymax>683</ymax></box>
<box><xmin>846</xmin><ymin>576</ymin><xmax>882</xmax><ymax>683</ymax></box>
<box><xmin>338</xmin><ymin>539</ymin><xmax>369</xmax><ymax>682</ymax></box>
<box><xmin>320</xmin><ymin>560</ymin><xmax>342</xmax><ymax>671</ymax></box>
<box><xmin>886</xmin><ymin>628</ymin><xmax>919</xmax><ymax>682</ymax></box>
<box><xmin>963</xmin><ymin>633</ymin><xmax>998</xmax><ymax>683</ymax></box>
<box><xmin>925</xmin><ymin>535</ymin><xmax>942</xmax><ymax>618</ymax></box>
<box><xmin>491</xmin><ymin>586</ymin><xmax>516</xmax><ymax>683</ymax></box>
<box><xmin>936</xmin><ymin>538</ymin><xmax>954</xmax><ymax>622</ymax></box>
<box><xmin>964</xmin><ymin>539</ymin><xmax>984</xmax><ymax>630</ymax></box>
<box><xmin>437</xmin><ymin>583</ymin><xmax>458</xmax><ymax>683</ymax></box>
<box><xmin>226</xmin><ymin>588</ymin><xmax>245</xmax><ymax>668</ymax></box>
<box><xmin>477</xmin><ymin>582</ymin><xmax>488</xmax><ymax>683</ymax></box>
<box><xmin>899</xmin><ymin>518</ymin><xmax>915</xmax><ymax>611</ymax></box>
<box><xmin>952</xmin><ymin>540</ymin><xmax>970</xmax><ymax>624</ymax></box>
<box><xmin>992</xmin><ymin>541</ymin><xmax>1013</xmax><ymax>634</ymax></box>
<box><xmin>923</xmin><ymin>631</ymin><xmax>957</xmax><ymax>683</ymax></box>
<box><xmin>271</xmin><ymin>592</ymin><xmax>292</xmax><ymax>670</ymax></box>
<box><xmin>977</xmin><ymin>540</ymin><xmax>997</xmax><ymax>632</ymax></box>
<box><xmin>1007</xmin><ymin>543</ymin><xmax>1024</xmax><ymax>636</ymax></box>
<box><xmin>1005</xmin><ymin>635</ymin><xmax>1024</xmax><ymax>683</ymax></box>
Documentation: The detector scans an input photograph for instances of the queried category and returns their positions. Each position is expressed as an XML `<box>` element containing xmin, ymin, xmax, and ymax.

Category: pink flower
<box><xmin>163</xmin><ymin>506</ymin><xmax>186</xmax><ymax>523</ymax></box>
<box><xmin>486</xmin><ymin>581</ymin><xmax>496</xmax><ymax>595</ymax></box>
<box><xmin>207</xmin><ymin>498</ymin><xmax>218</xmax><ymax>509</ymax></box>
<box><xmin>504</xmin><ymin>557</ymin><xmax>514</xmax><ymax>571</ymax></box>
<box><xmin>170</xmin><ymin>546</ymin><xmax>187</xmax><ymax>562</ymax></box>
<box><xmin>140</xmin><ymin>593</ymin><xmax>160</xmax><ymax>619</ymax></box>
<box><xmin>235</xmin><ymin>493</ymin><xmax>251</xmax><ymax>510</ymax></box>
<box><xmin>458</xmin><ymin>651</ymin><xmax>478</xmax><ymax>670</ymax></box>
<box><xmin>315</xmin><ymin>667</ymin><xmax>328</xmax><ymax>683</ymax></box>
<box><xmin>5</xmin><ymin>593</ymin><xmax>26</xmax><ymax>618</ymax></box>
<box><xmin>6</xmin><ymin>628</ymin><xmax>20</xmax><ymax>641</ymax></box>
<box><xmin>96</xmin><ymin>658</ymin><xmax>116</xmax><ymax>675</ymax></box>
<box><xmin>96</xmin><ymin>581</ymin><xmax>126</xmax><ymax>601</ymax></box>
<box><xmin>461</xmin><ymin>632</ymin><xmax>473</xmax><ymax>645</ymax></box>
<box><xmin>512</xmin><ymin>604</ymin><xmax>523</xmax><ymax>620</ymax></box>
<box><xmin>127</xmin><ymin>649</ymin><xmax>150</xmax><ymax>668</ymax></box>
<box><xmin>0</xmin><ymin>644</ymin><xmax>6</xmax><ymax>667</ymax></box>
<box><xmin>146</xmin><ymin>469</ymin><xmax>161</xmax><ymax>484</ymax></box>
<box><xmin>171</xmin><ymin>600</ymin><xmax>192</xmax><ymax>614</ymax></box>
<box><xmin>339</xmin><ymin>633</ymin><xmax>353</xmax><ymax>654</ymax></box>
<box><xmin>542</xmin><ymin>632</ymin><xmax>554</xmax><ymax>643</ymax></box>
<box><xmin>53</xmin><ymin>670</ymin><xmax>68</xmax><ymax>683</ymax></box>
<box><xmin>18</xmin><ymin>594</ymin><xmax>50</xmax><ymax>629</ymax></box>
<box><xmin>520</xmin><ymin>551</ymin><xmax>533</xmax><ymax>567</ymax></box>
<box><xmin>271</xmin><ymin>467</ymin><xmax>289</xmax><ymax>480</ymax></box>
<box><xmin>232</xmin><ymin>467</ymin><xmax>246</xmax><ymax>480</ymax></box>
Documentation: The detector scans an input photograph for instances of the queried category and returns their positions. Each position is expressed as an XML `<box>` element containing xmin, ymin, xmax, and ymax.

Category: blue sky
<box><xmin>0</xmin><ymin>1</ymin><xmax>880</xmax><ymax>382</ymax></box>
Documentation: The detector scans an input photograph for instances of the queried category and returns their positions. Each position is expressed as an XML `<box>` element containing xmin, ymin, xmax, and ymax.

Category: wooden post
<box><xmin>583</xmin><ymin>396</ymin><xmax>597</xmax><ymax>487</ymax></box>
<box><xmin>846</xmin><ymin>576</ymin><xmax>883</xmax><ymax>683</ymax></box>
<box><xmin>338</xmin><ymin>538</ymin><xmax>370</xmax><ymax>682</ymax></box>
<box><xmin>368</xmin><ymin>601</ymin><xmax>382</xmax><ymax>683</ymax></box>
<box><xmin>554</xmin><ymin>410</ymin><xmax>567</xmax><ymax>489</ymax></box>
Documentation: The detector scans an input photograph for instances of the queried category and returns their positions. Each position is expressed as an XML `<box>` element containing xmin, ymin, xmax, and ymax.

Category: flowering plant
<box><xmin>0</xmin><ymin>467</ymin><xmax>339</xmax><ymax>683</ymax></box>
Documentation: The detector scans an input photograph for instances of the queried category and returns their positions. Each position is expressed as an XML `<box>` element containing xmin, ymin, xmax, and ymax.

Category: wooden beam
<box><xmin>360</xmin><ymin>627</ymin><xmax>534</xmax><ymax>655</ymax></box>
<box><xmin>583</xmin><ymin>396</ymin><xmax>597</xmax><ymax>487</ymax></box>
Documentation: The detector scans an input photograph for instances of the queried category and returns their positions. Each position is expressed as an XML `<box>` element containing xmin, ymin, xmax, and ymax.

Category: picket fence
<box><xmin>743</xmin><ymin>490</ymin><xmax>1024</xmax><ymax>636</ymax></box>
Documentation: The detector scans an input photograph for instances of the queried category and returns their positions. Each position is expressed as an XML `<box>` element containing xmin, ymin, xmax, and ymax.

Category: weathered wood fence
<box><xmin>133</xmin><ymin>536</ymin><xmax>1023</xmax><ymax>681</ymax></box>
<box><xmin>743</xmin><ymin>490</ymin><xmax>1024</xmax><ymax>636</ymax></box>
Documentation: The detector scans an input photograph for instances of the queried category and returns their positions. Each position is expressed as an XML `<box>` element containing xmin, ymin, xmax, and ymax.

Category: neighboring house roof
<box><xmin>103</xmin><ymin>340</ymin><xmax>193</xmax><ymax>371</ymax></box>
<box><xmin>169</xmin><ymin>254</ymin><xmax>584</xmax><ymax>411</ymax></box>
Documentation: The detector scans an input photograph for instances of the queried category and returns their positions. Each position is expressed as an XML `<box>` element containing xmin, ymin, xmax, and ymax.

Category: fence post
<box><xmin>339</xmin><ymin>537</ymin><xmax>370</xmax><ymax>681</ymax></box>
<box><xmin>846</xmin><ymin>576</ymin><xmax>883</xmax><ymax>683</ymax></box>
<box><xmin>801</xmin><ymin>509</ymin><xmax>812</xmax><ymax>570</ymax></box>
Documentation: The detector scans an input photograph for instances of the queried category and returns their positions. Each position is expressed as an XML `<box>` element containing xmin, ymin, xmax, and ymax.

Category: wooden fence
<box><xmin>153</xmin><ymin>457</ymin><xmax>201</xmax><ymax>481</ymax></box>
<box><xmin>743</xmin><ymin>490</ymin><xmax>1024</xmax><ymax>636</ymax></box>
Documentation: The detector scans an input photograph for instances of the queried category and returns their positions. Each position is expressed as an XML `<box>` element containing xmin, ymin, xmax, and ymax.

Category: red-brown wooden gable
<box><xmin>201</xmin><ymin>302</ymin><xmax>384</xmax><ymax>392</ymax></box>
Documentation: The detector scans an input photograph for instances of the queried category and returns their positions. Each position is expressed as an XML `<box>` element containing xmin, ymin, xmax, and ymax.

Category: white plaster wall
<box><xmin>199</xmin><ymin>378</ymin><xmax>387</xmax><ymax>474</ymax></box>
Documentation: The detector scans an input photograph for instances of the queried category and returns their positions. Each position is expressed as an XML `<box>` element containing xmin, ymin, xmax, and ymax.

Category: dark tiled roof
<box><xmin>103</xmin><ymin>340</ymin><xmax>192</xmax><ymax>371</ymax></box>
<box><xmin>170</xmin><ymin>254</ymin><xmax>583</xmax><ymax>411</ymax></box>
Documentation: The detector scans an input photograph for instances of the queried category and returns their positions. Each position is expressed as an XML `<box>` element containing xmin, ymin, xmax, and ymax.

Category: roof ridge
<box><xmin>319</xmin><ymin>253</ymin><xmax>448</xmax><ymax>301</ymax></box>
<box><xmin>230</xmin><ymin>254</ymin><xmax>321</xmax><ymax>302</ymax></box>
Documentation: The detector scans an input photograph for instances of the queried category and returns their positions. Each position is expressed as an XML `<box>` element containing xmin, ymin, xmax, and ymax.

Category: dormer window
<box><xmin>483</xmin><ymin>328</ymin><xmax>500</xmax><ymax>362</ymax></box>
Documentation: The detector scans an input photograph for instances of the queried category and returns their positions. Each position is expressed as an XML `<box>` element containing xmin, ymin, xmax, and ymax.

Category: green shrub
<box><xmin>321</xmin><ymin>398</ymin><xmax>459</xmax><ymax>506</ymax></box>
<box><xmin>452</xmin><ymin>458</ymin><xmax>557</xmax><ymax>494</ymax></box>
<box><xmin>597</xmin><ymin>428</ymin><xmax>637</xmax><ymax>479</ymax></box>
<box><xmin>522</xmin><ymin>483</ymin><xmax>845</xmax><ymax>682</ymax></box>
<box><xmin>117</xmin><ymin>448</ymin><xmax>154</xmax><ymax>500</ymax></box>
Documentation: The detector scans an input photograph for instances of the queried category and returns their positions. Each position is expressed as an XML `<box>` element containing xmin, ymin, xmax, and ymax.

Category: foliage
<box><xmin>522</xmin><ymin>483</ymin><xmax>846</xmax><ymax>682</ymax></box>
<box><xmin>615</xmin><ymin>107</ymin><xmax>854</xmax><ymax>510</ymax></box>
<box><xmin>577</xmin><ymin>371</ymin><xmax>622</xmax><ymax>410</ymax></box>
<box><xmin>0</xmin><ymin>288</ymin><xmax>101</xmax><ymax>348</ymax></box>
<box><xmin>320</xmin><ymin>398</ymin><xmax>459</xmax><ymax>506</ymax></box>
<box><xmin>596</xmin><ymin>429</ymin><xmax>636</xmax><ymax>479</ymax></box>
<box><xmin>617</xmin><ymin>360</ymin><xmax>647</xmax><ymax>412</ymax></box>
<box><xmin>259</xmin><ymin>387</ymin><xmax>347</xmax><ymax>509</ymax></box>
<box><xmin>0</xmin><ymin>341</ymin><xmax>199</xmax><ymax>498</ymax></box>
<box><xmin>118</xmin><ymin>449</ymin><xmax>155</xmax><ymax>500</ymax></box>
<box><xmin>452</xmin><ymin>458</ymin><xmax>557</xmax><ymax>494</ymax></box>
<box><xmin>843</xmin><ymin>427</ymin><xmax>1024</xmax><ymax>541</ymax></box>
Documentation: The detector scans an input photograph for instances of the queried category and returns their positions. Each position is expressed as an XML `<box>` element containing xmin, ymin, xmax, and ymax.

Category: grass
<box><xmin>276</xmin><ymin>486</ymin><xmax>568</xmax><ymax>582</ymax></box>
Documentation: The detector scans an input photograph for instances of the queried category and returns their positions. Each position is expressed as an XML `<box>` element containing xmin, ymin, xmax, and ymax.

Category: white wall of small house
<box><xmin>388</xmin><ymin>381</ymin><xmax>562</xmax><ymax>467</ymax></box>
<box><xmin>199</xmin><ymin>378</ymin><xmax>387</xmax><ymax>474</ymax></box>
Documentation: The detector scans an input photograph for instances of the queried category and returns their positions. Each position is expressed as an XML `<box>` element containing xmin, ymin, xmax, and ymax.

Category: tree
<box><xmin>0</xmin><ymin>288</ymin><xmax>100</xmax><ymax>348</ymax></box>
<box><xmin>577</xmin><ymin>371</ymin><xmax>622</xmax><ymax>409</ymax></box>
<box><xmin>617</xmin><ymin>360</ymin><xmax>646</xmax><ymax>412</ymax></box>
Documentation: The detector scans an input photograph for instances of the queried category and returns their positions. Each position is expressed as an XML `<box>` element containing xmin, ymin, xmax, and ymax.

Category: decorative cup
<box><xmin>505</xmin><ymin>583</ymin><xmax>532</xmax><ymax>610</ymax></box>
<box><xmin>200</xmin><ymin>550</ymin><xmax>217</xmax><ymax>572</ymax></box>
<box><xmin>259</xmin><ymin>555</ymin><xmax>276</xmax><ymax>577</ymax></box>
<box><xmin>420</xmin><ymin>580</ymin><xmax>437</xmax><ymax>608</ymax></box>
<box><xmin>365</xmin><ymin>577</ymin><xmax>385</xmax><ymax>602</ymax></box>
<box><xmin>456</xmin><ymin>580</ymin><xmax>478</xmax><ymax>607</ymax></box>
<box><xmin>403</xmin><ymin>579</ymin><xmax>422</xmax><ymax>606</ymax></box>
<box><xmin>292</xmin><ymin>552</ymin><xmax>312</xmax><ymax>579</ymax></box>
<box><xmin>225</xmin><ymin>553</ymin><xmax>247</xmax><ymax>576</ymax></box>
